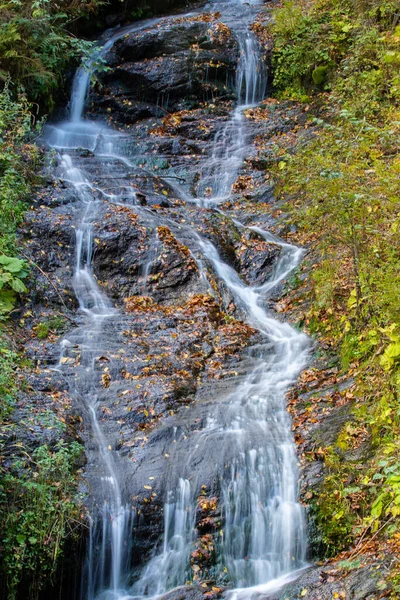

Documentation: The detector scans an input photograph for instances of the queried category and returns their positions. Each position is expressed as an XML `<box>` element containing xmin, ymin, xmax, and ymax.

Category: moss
<box><xmin>35</xmin><ymin>317</ymin><xmax>66</xmax><ymax>339</ymax></box>
<box><xmin>312</xmin><ymin>65</ymin><xmax>329</xmax><ymax>86</ymax></box>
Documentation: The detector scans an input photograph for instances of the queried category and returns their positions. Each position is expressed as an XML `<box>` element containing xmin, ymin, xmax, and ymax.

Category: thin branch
<box><xmin>20</xmin><ymin>253</ymin><xmax>75</xmax><ymax>320</ymax></box>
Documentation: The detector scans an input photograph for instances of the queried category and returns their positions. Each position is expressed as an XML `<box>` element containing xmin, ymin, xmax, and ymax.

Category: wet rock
<box><xmin>90</xmin><ymin>16</ymin><xmax>239</xmax><ymax>123</ymax></box>
<box><xmin>157</xmin><ymin>585</ymin><xmax>206</xmax><ymax>600</ymax></box>
<box><xmin>20</xmin><ymin>205</ymin><xmax>76</xmax><ymax>309</ymax></box>
<box><xmin>193</xmin><ymin>211</ymin><xmax>281</xmax><ymax>285</ymax></box>
<box><xmin>268</xmin><ymin>560</ymin><xmax>393</xmax><ymax>600</ymax></box>
<box><xmin>92</xmin><ymin>205</ymin><xmax>208</xmax><ymax>304</ymax></box>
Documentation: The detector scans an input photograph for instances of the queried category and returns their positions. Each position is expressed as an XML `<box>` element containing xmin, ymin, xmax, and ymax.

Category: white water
<box><xmin>196</xmin><ymin>6</ymin><xmax>267</xmax><ymax>205</ymax></box>
<box><xmin>198</xmin><ymin>236</ymin><xmax>308</xmax><ymax>586</ymax></box>
<box><xmin>131</xmin><ymin>479</ymin><xmax>195</xmax><ymax>596</ymax></box>
<box><xmin>45</xmin><ymin>1</ymin><xmax>310</xmax><ymax>599</ymax></box>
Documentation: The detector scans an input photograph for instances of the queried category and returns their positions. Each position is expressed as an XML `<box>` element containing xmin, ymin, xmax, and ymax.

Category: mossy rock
<box><xmin>312</xmin><ymin>65</ymin><xmax>329</xmax><ymax>86</ymax></box>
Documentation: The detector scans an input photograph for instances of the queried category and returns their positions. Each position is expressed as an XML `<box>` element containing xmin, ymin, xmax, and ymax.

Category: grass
<box><xmin>269</xmin><ymin>0</ymin><xmax>400</xmax><ymax>581</ymax></box>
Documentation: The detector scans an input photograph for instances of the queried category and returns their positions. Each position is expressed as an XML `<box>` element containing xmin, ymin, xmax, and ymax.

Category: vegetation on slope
<box><xmin>270</xmin><ymin>0</ymin><xmax>400</xmax><ymax>590</ymax></box>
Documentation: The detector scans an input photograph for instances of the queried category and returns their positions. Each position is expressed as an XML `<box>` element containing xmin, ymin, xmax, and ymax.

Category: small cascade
<box><xmin>222</xmin><ymin>446</ymin><xmax>307</xmax><ymax>587</ymax></box>
<box><xmin>140</xmin><ymin>229</ymin><xmax>161</xmax><ymax>294</ymax></box>
<box><xmin>196</xmin><ymin>9</ymin><xmax>267</xmax><ymax>204</ymax></box>
<box><xmin>54</xmin><ymin>153</ymin><xmax>134</xmax><ymax>600</ymax></box>
<box><xmin>132</xmin><ymin>479</ymin><xmax>195</xmax><ymax>596</ymax></box>
<box><xmin>70</xmin><ymin>67</ymin><xmax>92</xmax><ymax>123</ymax></box>
<box><xmin>86</xmin><ymin>504</ymin><xmax>134</xmax><ymax>600</ymax></box>
<box><xmin>195</xmin><ymin>237</ymin><xmax>309</xmax><ymax>589</ymax></box>
<box><xmin>236</xmin><ymin>34</ymin><xmax>267</xmax><ymax>106</ymax></box>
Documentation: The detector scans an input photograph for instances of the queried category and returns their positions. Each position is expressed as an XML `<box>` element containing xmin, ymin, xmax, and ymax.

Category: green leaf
<box><xmin>371</xmin><ymin>497</ymin><xmax>383</xmax><ymax>519</ymax></box>
<box><xmin>347</xmin><ymin>288</ymin><xmax>357</xmax><ymax>309</ymax></box>
<box><xmin>0</xmin><ymin>290</ymin><xmax>16</xmax><ymax>313</ymax></box>
<box><xmin>381</xmin><ymin>342</ymin><xmax>400</xmax><ymax>371</ymax></box>
<box><xmin>341</xmin><ymin>24</ymin><xmax>353</xmax><ymax>33</ymax></box>
<box><xmin>384</xmin><ymin>343</ymin><xmax>400</xmax><ymax>359</ymax></box>
<box><xmin>16</xmin><ymin>534</ymin><xmax>26</xmax><ymax>544</ymax></box>
<box><xmin>0</xmin><ymin>255</ymin><xmax>25</xmax><ymax>274</ymax></box>
<box><xmin>10</xmin><ymin>277</ymin><xmax>27</xmax><ymax>293</ymax></box>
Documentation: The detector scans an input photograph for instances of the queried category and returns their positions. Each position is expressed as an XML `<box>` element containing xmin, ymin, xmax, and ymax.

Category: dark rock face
<box><xmin>90</xmin><ymin>16</ymin><xmax>239</xmax><ymax>124</ymax></box>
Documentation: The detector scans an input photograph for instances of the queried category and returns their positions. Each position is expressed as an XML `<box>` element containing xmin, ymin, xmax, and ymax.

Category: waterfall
<box><xmin>131</xmin><ymin>479</ymin><xmax>195</xmax><ymax>596</ymax></box>
<box><xmin>196</xmin><ymin>13</ymin><xmax>267</xmax><ymax>204</ymax></box>
<box><xmin>70</xmin><ymin>67</ymin><xmax>92</xmax><ymax>123</ymax></box>
<box><xmin>55</xmin><ymin>153</ymin><xmax>133</xmax><ymax>600</ymax></box>
<box><xmin>43</xmin><ymin>1</ymin><xmax>310</xmax><ymax>598</ymax></box>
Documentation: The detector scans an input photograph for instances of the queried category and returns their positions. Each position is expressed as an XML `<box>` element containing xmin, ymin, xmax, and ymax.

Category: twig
<box><xmin>20</xmin><ymin>253</ymin><xmax>75</xmax><ymax>320</ymax></box>
<box><xmin>349</xmin><ymin>514</ymin><xmax>396</xmax><ymax>560</ymax></box>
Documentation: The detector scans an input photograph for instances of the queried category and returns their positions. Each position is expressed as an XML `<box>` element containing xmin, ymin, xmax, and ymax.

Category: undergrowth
<box><xmin>270</xmin><ymin>0</ymin><xmax>400</xmax><ymax>588</ymax></box>
<box><xmin>0</xmin><ymin>442</ymin><xmax>84</xmax><ymax>600</ymax></box>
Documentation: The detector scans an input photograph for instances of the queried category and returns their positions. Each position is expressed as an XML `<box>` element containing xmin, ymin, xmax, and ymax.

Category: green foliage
<box><xmin>130</xmin><ymin>6</ymin><xmax>146</xmax><ymax>19</ymax></box>
<box><xmin>0</xmin><ymin>255</ymin><xmax>28</xmax><ymax>314</ymax></box>
<box><xmin>0</xmin><ymin>85</ymin><xmax>37</xmax><ymax>254</ymax></box>
<box><xmin>0</xmin><ymin>86</ymin><xmax>36</xmax><ymax>317</ymax></box>
<box><xmin>0</xmin><ymin>0</ymin><xmax>101</xmax><ymax>109</ymax></box>
<box><xmin>271</xmin><ymin>0</ymin><xmax>400</xmax><ymax>107</ymax></box>
<box><xmin>271</xmin><ymin>0</ymin><xmax>400</xmax><ymax>562</ymax></box>
<box><xmin>270</xmin><ymin>0</ymin><xmax>349</xmax><ymax>97</ymax></box>
<box><xmin>0</xmin><ymin>440</ymin><xmax>84</xmax><ymax>599</ymax></box>
<box><xmin>35</xmin><ymin>317</ymin><xmax>65</xmax><ymax>339</ymax></box>
<box><xmin>0</xmin><ymin>338</ymin><xmax>19</xmax><ymax>422</ymax></box>
<box><xmin>312</xmin><ymin>449</ymin><xmax>356</xmax><ymax>554</ymax></box>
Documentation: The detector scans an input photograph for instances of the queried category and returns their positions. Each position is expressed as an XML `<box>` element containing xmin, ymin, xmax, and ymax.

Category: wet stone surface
<box><xmin>90</xmin><ymin>14</ymin><xmax>239</xmax><ymax>125</ymax></box>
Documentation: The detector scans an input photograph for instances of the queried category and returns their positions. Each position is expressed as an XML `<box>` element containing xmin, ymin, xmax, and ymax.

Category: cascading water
<box><xmin>44</xmin><ymin>1</ymin><xmax>310</xmax><ymax>598</ymax></box>
<box><xmin>196</xmin><ymin>9</ymin><xmax>267</xmax><ymax>204</ymax></box>
<box><xmin>55</xmin><ymin>154</ymin><xmax>134</xmax><ymax>600</ymax></box>
<box><xmin>131</xmin><ymin>479</ymin><xmax>195</xmax><ymax>597</ymax></box>
<box><xmin>196</xmin><ymin>235</ymin><xmax>308</xmax><ymax>593</ymax></box>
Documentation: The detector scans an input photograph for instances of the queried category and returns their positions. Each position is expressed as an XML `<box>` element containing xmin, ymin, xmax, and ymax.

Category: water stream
<box><xmin>44</xmin><ymin>1</ymin><xmax>310</xmax><ymax>598</ymax></box>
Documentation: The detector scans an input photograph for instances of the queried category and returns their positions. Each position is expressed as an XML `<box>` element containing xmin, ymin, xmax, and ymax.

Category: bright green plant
<box><xmin>0</xmin><ymin>340</ymin><xmax>19</xmax><ymax>421</ymax></box>
<box><xmin>35</xmin><ymin>316</ymin><xmax>66</xmax><ymax>338</ymax></box>
<box><xmin>271</xmin><ymin>0</ymin><xmax>400</xmax><ymax>566</ymax></box>
<box><xmin>0</xmin><ymin>255</ymin><xmax>28</xmax><ymax>314</ymax></box>
<box><xmin>1</xmin><ymin>440</ymin><xmax>84</xmax><ymax>599</ymax></box>
<box><xmin>0</xmin><ymin>0</ymin><xmax>98</xmax><ymax>109</ymax></box>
